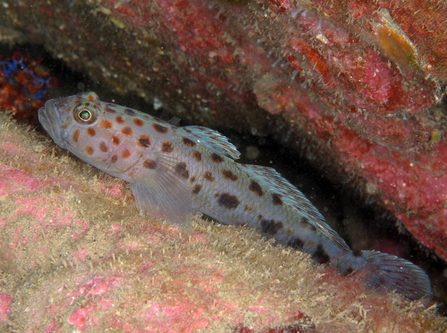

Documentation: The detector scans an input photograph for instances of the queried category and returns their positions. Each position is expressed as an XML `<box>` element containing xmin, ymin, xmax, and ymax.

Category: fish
<box><xmin>38</xmin><ymin>92</ymin><xmax>431</xmax><ymax>300</ymax></box>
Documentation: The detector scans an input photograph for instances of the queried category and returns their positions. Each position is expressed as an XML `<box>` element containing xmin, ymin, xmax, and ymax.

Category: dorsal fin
<box><xmin>177</xmin><ymin>126</ymin><xmax>240</xmax><ymax>160</ymax></box>
<box><xmin>238</xmin><ymin>164</ymin><xmax>350</xmax><ymax>251</ymax></box>
<box><xmin>168</xmin><ymin>116</ymin><xmax>181</xmax><ymax>126</ymax></box>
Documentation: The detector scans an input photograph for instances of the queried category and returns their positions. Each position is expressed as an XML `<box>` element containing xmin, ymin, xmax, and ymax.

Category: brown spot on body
<box><xmin>121</xmin><ymin>148</ymin><xmax>131</xmax><ymax>159</ymax></box>
<box><xmin>301</xmin><ymin>217</ymin><xmax>317</xmax><ymax>232</ymax></box>
<box><xmin>124</xmin><ymin>108</ymin><xmax>136</xmax><ymax>116</ymax></box>
<box><xmin>193</xmin><ymin>151</ymin><xmax>202</xmax><ymax>161</ymax></box>
<box><xmin>249</xmin><ymin>181</ymin><xmax>263</xmax><ymax>197</ymax></box>
<box><xmin>87</xmin><ymin>128</ymin><xmax>96</xmax><ymax>137</ymax></box>
<box><xmin>175</xmin><ymin>162</ymin><xmax>189</xmax><ymax>179</ymax></box>
<box><xmin>211</xmin><ymin>153</ymin><xmax>224</xmax><ymax>163</ymax></box>
<box><xmin>105</xmin><ymin>105</ymin><xmax>116</xmax><ymax>113</ymax></box>
<box><xmin>260</xmin><ymin>219</ymin><xmax>284</xmax><ymax>235</ymax></box>
<box><xmin>99</xmin><ymin>142</ymin><xmax>108</xmax><ymax>153</ymax></box>
<box><xmin>288</xmin><ymin>238</ymin><xmax>305</xmax><ymax>249</ymax></box>
<box><xmin>133</xmin><ymin>118</ymin><xmax>144</xmax><ymax>127</ymax></box>
<box><xmin>161</xmin><ymin>142</ymin><xmax>173</xmax><ymax>153</ymax></box>
<box><xmin>73</xmin><ymin>129</ymin><xmax>80</xmax><ymax>143</ymax></box>
<box><xmin>116</xmin><ymin>116</ymin><xmax>125</xmax><ymax>124</ymax></box>
<box><xmin>192</xmin><ymin>184</ymin><xmax>202</xmax><ymax>194</ymax></box>
<box><xmin>111</xmin><ymin>154</ymin><xmax>118</xmax><ymax>163</ymax></box>
<box><xmin>204</xmin><ymin>171</ymin><xmax>214</xmax><ymax>181</ymax></box>
<box><xmin>313</xmin><ymin>244</ymin><xmax>330</xmax><ymax>264</ymax></box>
<box><xmin>121</xmin><ymin>126</ymin><xmax>133</xmax><ymax>136</ymax></box>
<box><xmin>343</xmin><ymin>267</ymin><xmax>354</xmax><ymax>276</ymax></box>
<box><xmin>112</xmin><ymin>135</ymin><xmax>120</xmax><ymax>146</ymax></box>
<box><xmin>190</xmin><ymin>176</ymin><xmax>196</xmax><ymax>183</ymax></box>
<box><xmin>138</xmin><ymin>135</ymin><xmax>150</xmax><ymax>148</ymax></box>
<box><xmin>222</xmin><ymin>169</ymin><xmax>238</xmax><ymax>181</ymax></box>
<box><xmin>153</xmin><ymin>123</ymin><xmax>168</xmax><ymax>133</ymax></box>
<box><xmin>182</xmin><ymin>137</ymin><xmax>196</xmax><ymax>147</ymax></box>
<box><xmin>101</xmin><ymin>119</ymin><xmax>113</xmax><ymax>129</ymax></box>
<box><xmin>85</xmin><ymin>146</ymin><xmax>94</xmax><ymax>155</ymax></box>
<box><xmin>217</xmin><ymin>193</ymin><xmax>240</xmax><ymax>209</ymax></box>
<box><xmin>143</xmin><ymin>159</ymin><xmax>157</xmax><ymax>169</ymax></box>
<box><xmin>272</xmin><ymin>193</ymin><xmax>283</xmax><ymax>206</ymax></box>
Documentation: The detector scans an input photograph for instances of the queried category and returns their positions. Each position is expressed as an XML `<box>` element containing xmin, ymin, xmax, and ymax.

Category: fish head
<box><xmin>38</xmin><ymin>92</ymin><xmax>142</xmax><ymax>177</ymax></box>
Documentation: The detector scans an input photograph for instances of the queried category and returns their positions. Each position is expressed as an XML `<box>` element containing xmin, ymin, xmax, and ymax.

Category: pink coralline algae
<box><xmin>0</xmin><ymin>293</ymin><xmax>13</xmax><ymax>322</ymax></box>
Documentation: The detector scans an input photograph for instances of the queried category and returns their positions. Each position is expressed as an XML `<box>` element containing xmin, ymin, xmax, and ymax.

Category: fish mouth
<box><xmin>38</xmin><ymin>97</ymin><xmax>68</xmax><ymax>149</ymax></box>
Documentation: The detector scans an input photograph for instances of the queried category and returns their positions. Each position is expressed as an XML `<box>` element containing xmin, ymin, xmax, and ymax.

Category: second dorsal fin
<box><xmin>238</xmin><ymin>163</ymin><xmax>350</xmax><ymax>251</ymax></box>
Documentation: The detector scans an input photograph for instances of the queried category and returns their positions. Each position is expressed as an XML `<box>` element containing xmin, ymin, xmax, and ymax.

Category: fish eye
<box><xmin>74</xmin><ymin>107</ymin><xmax>96</xmax><ymax>124</ymax></box>
<box><xmin>78</xmin><ymin>109</ymin><xmax>92</xmax><ymax>121</ymax></box>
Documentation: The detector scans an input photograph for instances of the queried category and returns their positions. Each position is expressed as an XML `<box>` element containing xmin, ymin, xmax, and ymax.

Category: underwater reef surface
<box><xmin>1</xmin><ymin>1</ymin><xmax>447</xmax><ymax>271</ymax></box>
<box><xmin>0</xmin><ymin>112</ymin><xmax>446</xmax><ymax>332</ymax></box>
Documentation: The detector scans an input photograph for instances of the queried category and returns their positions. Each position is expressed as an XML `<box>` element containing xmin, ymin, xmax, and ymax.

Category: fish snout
<box><xmin>38</xmin><ymin>98</ymin><xmax>69</xmax><ymax>148</ymax></box>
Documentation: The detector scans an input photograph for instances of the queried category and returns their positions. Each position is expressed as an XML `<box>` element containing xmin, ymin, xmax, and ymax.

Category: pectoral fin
<box><xmin>130</xmin><ymin>152</ymin><xmax>192</xmax><ymax>228</ymax></box>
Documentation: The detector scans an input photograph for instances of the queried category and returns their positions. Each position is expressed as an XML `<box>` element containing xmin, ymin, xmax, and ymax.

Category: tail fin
<box><xmin>357</xmin><ymin>251</ymin><xmax>432</xmax><ymax>300</ymax></box>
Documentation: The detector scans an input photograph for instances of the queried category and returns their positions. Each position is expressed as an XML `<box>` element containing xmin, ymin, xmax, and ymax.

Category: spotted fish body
<box><xmin>39</xmin><ymin>92</ymin><xmax>431</xmax><ymax>299</ymax></box>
